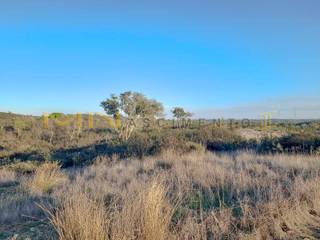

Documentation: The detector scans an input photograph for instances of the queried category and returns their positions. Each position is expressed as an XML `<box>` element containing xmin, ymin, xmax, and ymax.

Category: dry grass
<box><xmin>5</xmin><ymin>151</ymin><xmax>320</xmax><ymax>239</ymax></box>
<box><xmin>45</xmin><ymin>189</ymin><xmax>108</xmax><ymax>240</ymax></box>
<box><xmin>0</xmin><ymin>168</ymin><xmax>16</xmax><ymax>185</ymax></box>
<box><xmin>48</xmin><ymin>180</ymin><xmax>174</xmax><ymax>240</ymax></box>
<box><xmin>141</xmin><ymin>180</ymin><xmax>175</xmax><ymax>240</ymax></box>
<box><xmin>0</xmin><ymin>190</ymin><xmax>48</xmax><ymax>225</ymax></box>
<box><xmin>8</xmin><ymin>161</ymin><xmax>39</xmax><ymax>174</ymax></box>
<box><xmin>26</xmin><ymin>162</ymin><xmax>67</xmax><ymax>195</ymax></box>
<box><xmin>48</xmin><ymin>179</ymin><xmax>175</xmax><ymax>240</ymax></box>
<box><xmin>66</xmin><ymin>151</ymin><xmax>320</xmax><ymax>240</ymax></box>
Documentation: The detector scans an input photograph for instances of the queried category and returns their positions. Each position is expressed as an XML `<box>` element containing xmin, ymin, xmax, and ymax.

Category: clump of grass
<box><xmin>142</xmin><ymin>180</ymin><xmax>175</xmax><ymax>240</ymax></box>
<box><xmin>8</xmin><ymin>161</ymin><xmax>39</xmax><ymax>174</ymax></box>
<box><xmin>26</xmin><ymin>162</ymin><xmax>67</xmax><ymax>195</ymax></box>
<box><xmin>45</xmin><ymin>189</ymin><xmax>108</xmax><ymax>240</ymax></box>
<box><xmin>0</xmin><ymin>168</ymin><xmax>16</xmax><ymax>185</ymax></box>
<box><xmin>185</xmin><ymin>141</ymin><xmax>206</xmax><ymax>154</ymax></box>
<box><xmin>111</xmin><ymin>179</ymin><xmax>176</xmax><ymax>240</ymax></box>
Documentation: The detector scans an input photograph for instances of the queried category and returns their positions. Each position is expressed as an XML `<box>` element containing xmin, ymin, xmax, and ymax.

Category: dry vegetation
<box><xmin>0</xmin><ymin>168</ymin><xmax>16</xmax><ymax>185</ymax></box>
<box><xmin>25</xmin><ymin>162</ymin><xmax>67</xmax><ymax>195</ymax></box>
<box><xmin>12</xmin><ymin>151</ymin><xmax>316</xmax><ymax>240</ymax></box>
<box><xmin>45</xmin><ymin>190</ymin><xmax>107</xmax><ymax>240</ymax></box>
<box><xmin>1</xmin><ymin>112</ymin><xmax>320</xmax><ymax>239</ymax></box>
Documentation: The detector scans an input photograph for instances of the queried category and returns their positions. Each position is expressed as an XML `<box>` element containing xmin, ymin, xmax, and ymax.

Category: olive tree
<box><xmin>171</xmin><ymin>107</ymin><xmax>192</xmax><ymax>128</ymax></box>
<box><xmin>101</xmin><ymin>91</ymin><xmax>163</xmax><ymax>140</ymax></box>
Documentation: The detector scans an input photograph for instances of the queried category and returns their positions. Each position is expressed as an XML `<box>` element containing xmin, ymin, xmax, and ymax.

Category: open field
<box><xmin>1</xmin><ymin>112</ymin><xmax>320</xmax><ymax>239</ymax></box>
<box><xmin>2</xmin><ymin>0</ymin><xmax>320</xmax><ymax>238</ymax></box>
<box><xmin>1</xmin><ymin>151</ymin><xmax>320</xmax><ymax>239</ymax></box>
<box><xmin>3</xmin><ymin>0</ymin><xmax>320</xmax><ymax>238</ymax></box>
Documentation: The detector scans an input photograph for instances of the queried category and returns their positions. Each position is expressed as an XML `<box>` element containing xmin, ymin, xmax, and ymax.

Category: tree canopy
<box><xmin>171</xmin><ymin>107</ymin><xmax>192</xmax><ymax>119</ymax></box>
<box><xmin>101</xmin><ymin>91</ymin><xmax>163</xmax><ymax>140</ymax></box>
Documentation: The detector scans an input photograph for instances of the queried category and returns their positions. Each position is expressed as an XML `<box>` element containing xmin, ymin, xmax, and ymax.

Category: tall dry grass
<box><xmin>48</xmin><ymin>179</ymin><xmax>175</xmax><ymax>240</ymax></box>
<box><xmin>0</xmin><ymin>168</ymin><xmax>16</xmax><ymax>185</ymax></box>
<box><xmin>45</xmin><ymin>189</ymin><xmax>108</xmax><ymax>240</ymax></box>
<box><xmin>42</xmin><ymin>152</ymin><xmax>320</xmax><ymax>239</ymax></box>
<box><xmin>141</xmin><ymin>180</ymin><xmax>175</xmax><ymax>240</ymax></box>
<box><xmin>26</xmin><ymin>162</ymin><xmax>67</xmax><ymax>195</ymax></box>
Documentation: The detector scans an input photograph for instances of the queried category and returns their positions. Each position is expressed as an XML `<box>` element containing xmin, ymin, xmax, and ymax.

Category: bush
<box><xmin>278</xmin><ymin>133</ymin><xmax>320</xmax><ymax>153</ymax></box>
<box><xmin>26</xmin><ymin>162</ymin><xmax>67</xmax><ymax>195</ymax></box>
<box><xmin>258</xmin><ymin>133</ymin><xmax>320</xmax><ymax>154</ymax></box>
<box><xmin>48</xmin><ymin>112</ymin><xmax>64</xmax><ymax>119</ymax></box>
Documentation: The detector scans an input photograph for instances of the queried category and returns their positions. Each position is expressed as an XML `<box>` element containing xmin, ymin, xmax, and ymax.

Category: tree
<box><xmin>171</xmin><ymin>107</ymin><xmax>192</xmax><ymax>128</ymax></box>
<box><xmin>100</xmin><ymin>94</ymin><xmax>120</xmax><ymax>117</ymax></box>
<box><xmin>101</xmin><ymin>91</ymin><xmax>163</xmax><ymax>140</ymax></box>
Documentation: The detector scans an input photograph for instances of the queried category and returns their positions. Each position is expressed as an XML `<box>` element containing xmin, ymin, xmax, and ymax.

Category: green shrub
<box><xmin>48</xmin><ymin>113</ymin><xmax>64</xmax><ymax>119</ymax></box>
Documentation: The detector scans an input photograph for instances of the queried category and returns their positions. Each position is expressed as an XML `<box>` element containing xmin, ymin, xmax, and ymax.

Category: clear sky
<box><xmin>0</xmin><ymin>0</ymin><xmax>319</xmax><ymax>118</ymax></box>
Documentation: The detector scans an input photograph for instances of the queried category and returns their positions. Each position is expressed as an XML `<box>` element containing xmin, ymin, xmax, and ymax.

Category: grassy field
<box><xmin>1</xmin><ymin>112</ymin><xmax>320</xmax><ymax>239</ymax></box>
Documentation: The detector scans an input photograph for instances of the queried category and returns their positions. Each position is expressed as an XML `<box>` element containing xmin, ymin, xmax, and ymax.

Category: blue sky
<box><xmin>0</xmin><ymin>0</ymin><xmax>319</xmax><ymax>118</ymax></box>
